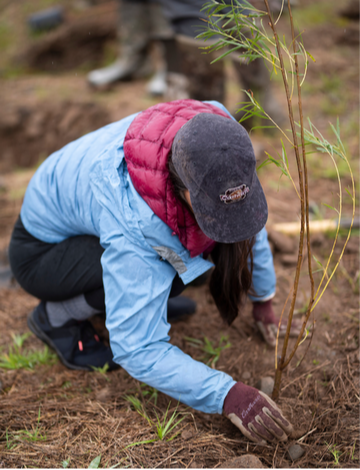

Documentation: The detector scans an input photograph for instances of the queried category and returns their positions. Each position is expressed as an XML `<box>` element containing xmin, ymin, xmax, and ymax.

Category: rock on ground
<box><xmin>287</xmin><ymin>444</ymin><xmax>305</xmax><ymax>461</ymax></box>
<box><xmin>219</xmin><ymin>454</ymin><xmax>265</xmax><ymax>468</ymax></box>
<box><xmin>242</xmin><ymin>371</ymin><xmax>251</xmax><ymax>380</ymax></box>
<box><xmin>255</xmin><ymin>377</ymin><xmax>275</xmax><ymax>396</ymax></box>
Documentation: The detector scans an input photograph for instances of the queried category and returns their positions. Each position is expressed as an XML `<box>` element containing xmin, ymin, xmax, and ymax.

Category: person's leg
<box><xmin>9</xmin><ymin>216</ymin><xmax>106</xmax><ymax>324</ymax></box>
<box><xmin>9</xmin><ymin>217</ymin><xmax>199</xmax><ymax>350</ymax></box>
<box><xmin>161</xmin><ymin>15</ymin><xmax>225</xmax><ymax>103</ymax></box>
<box><xmin>87</xmin><ymin>0</ymin><xmax>152</xmax><ymax>88</ymax></box>
<box><xmin>231</xmin><ymin>57</ymin><xmax>286</xmax><ymax>130</ymax></box>
<box><xmin>9</xmin><ymin>217</ymin><xmax>104</xmax><ymax>304</ymax></box>
<box><xmin>9</xmin><ymin>217</ymin><xmax>117</xmax><ymax>371</ymax></box>
<box><xmin>146</xmin><ymin>1</ymin><xmax>174</xmax><ymax>96</ymax></box>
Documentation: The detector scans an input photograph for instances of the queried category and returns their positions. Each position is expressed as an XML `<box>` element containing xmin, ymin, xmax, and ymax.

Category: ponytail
<box><xmin>209</xmin><ymin>239</ymin><xmax>254</xmax><ymax>325</ymax></box>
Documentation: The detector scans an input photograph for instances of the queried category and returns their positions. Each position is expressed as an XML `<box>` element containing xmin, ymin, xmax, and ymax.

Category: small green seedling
<box><xmin>325</xmin><ymin>442</ymin><xmax>342</xmax><ymax>466</ymax></box>
<box><xmin>5</xmin><ymin>428</ymin><xmax>17</xmax><ymax>450</ymax></box>
<box><xmin>91</xmin><ymin>362</ymin><xmax>110</xmax><ymax>379</ymax></box>
<box><xmin>124</xmin><ymin>394</ymin><xmax>152</xmax><ymax>426</ymax></box>
<box><xmin>350</xmin><ymin>441</ymin><xmax>359</xmax><ymax>460</ymax></box>
<box><xmin>185</xmin><ymin>335</ymin><xmax>231</xmax><ymax>368</ymax></box>
<box><xmin>339</xmin><ymin>264</ymin><xmax>360</xmax><ymax>295</ymax></box>
<box><xmin>124</xmin><ymin>396</ymin><xmax>186</xmax><ymax>444</ymax></box>
<box><xmin>13</xmin><ymin>408</ymin><xmax>47</xmax><ymax>442</ymax></box>
<box><xmin>153</xmin><ymin>401</ymin><xmax>186</xmax><ymax>441</ymax></box>
<box><xmin>321</xmin><ymin>369</ymin><xmax>330</xmax><ymax>387</ymax></box>
<box><xmin>322</xmin><ymin>313</ymin><xmax>331</xmax><ymax>323</ymax></box>
<box><xmin>91</xmin><ymin>362</ymin><xmax>109</xmax><ymax>373</ymax></box>
<box><xmin>62</xmin><ymin>459</ymin><xmax>70</xmax><ymax>468</ymax></box>
<box><xmin>0</xmin><ymin>333</ymin><xmax>57</xmax><ymax>370</ymax></box>
<box><xmin>12</xmin><ymin>332</ymin><xmax>31</xmax><ymax>348</ymax></box>
<box><xmin>141</xmin><ymin>383</ymin><xmax>159</xmax><ymax>405</ymax></box>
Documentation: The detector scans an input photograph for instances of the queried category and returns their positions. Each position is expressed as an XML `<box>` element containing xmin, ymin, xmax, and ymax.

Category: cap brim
<box><xmin>191</xmin><ymin>172</ymin><xmax>268</xmax><ymax>243</ymax></box>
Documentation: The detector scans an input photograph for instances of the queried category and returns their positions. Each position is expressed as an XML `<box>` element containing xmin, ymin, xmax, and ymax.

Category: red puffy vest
<box><xmin>123</xmin><ymin>100</ymin><xmax>231</xmax><ymax>257</ymax></box>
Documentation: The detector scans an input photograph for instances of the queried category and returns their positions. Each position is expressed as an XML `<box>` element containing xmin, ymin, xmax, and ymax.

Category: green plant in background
<box><xmin>0</xmin><ymin>332</ymin><xmax>57</xmax><ymax>370</ymax></box>
<box><xmin>200</xmin><ymin>0</ymin><xmax>355</xmax><ymax>399</ymax></box>
<box><xmin>185</xmin><ymin>335</ymin><xmax>231</xmax><ymax>368</ymax></box>
<box><xmin>0</xmin><ymin>21</ymin><xmax>13</xmax><ymax>52</ymax></box>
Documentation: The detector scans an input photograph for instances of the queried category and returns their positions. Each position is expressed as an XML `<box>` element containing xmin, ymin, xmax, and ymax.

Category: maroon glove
<box><xmin>223</xmin><ymin>382</ymin><xmax>293</xmax><ymax>444</ymax></box>
<box><xmin>253</xmin><ymin>299</ymin><xmax>302</xmax><ymax>347</ymax></box>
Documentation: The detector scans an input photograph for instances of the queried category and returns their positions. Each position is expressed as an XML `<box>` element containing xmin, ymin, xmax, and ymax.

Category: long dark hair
<box><xmin>168</xmin><ymin>154</ymin><xmax>255</xmax><ymax>325</ymax></box>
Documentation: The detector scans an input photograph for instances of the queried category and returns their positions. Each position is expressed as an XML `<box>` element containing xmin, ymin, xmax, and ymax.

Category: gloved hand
<box><xmin>223</xmin><ymin>382</ymin><xmax>293</xmax><ymax>444</ymax></box>
<box><xmin>253</xmin><ymin>299</ymin><xmax>302</xmax><ymax>347</ymax></box>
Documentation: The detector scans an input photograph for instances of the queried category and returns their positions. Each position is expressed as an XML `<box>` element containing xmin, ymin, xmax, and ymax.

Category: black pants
<box><xmin>9</xmin><ymin>217</ymin><xmax>187</xmax><ymax>310</ymax></box>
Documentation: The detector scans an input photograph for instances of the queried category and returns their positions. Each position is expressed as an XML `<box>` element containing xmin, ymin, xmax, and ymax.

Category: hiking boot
<box><xmin>167</xmin><ymin>296</ymin><xmax>196</xmax><ymax>322</ymax></box>
<box><xmin>174</xmin><ymin>34</ymin><xmax>225</xmax><ymax>102</ymax></box>
<box><xmin>147</xmin><ymin>69</ymin><xmax>167</xmax><ymax>96</ymax></box>
<box><xmin>27</xmin><ymin>301</ymin><xmax>119</xmax><ymax>371</ymax></box>
<box><xmin>232</xmin><ymin>57</ymin><xmax>286</xmax><ymax>131</ymax></box>
<box><xmin>87</xmin><ymin>1</ymin><xmax>151</xmax><ymax>88</ymax></box>
<box><xmin>87</xmin><ymin>1</ymin><xmax>173</xmax><ymax>90</ymax></box>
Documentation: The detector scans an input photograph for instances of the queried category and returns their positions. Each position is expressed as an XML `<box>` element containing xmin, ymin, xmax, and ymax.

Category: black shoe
<box><xmin>27</xmin><ymin>301</ymin><xmax>119</xmax><ymax>372</ymax></box>
<box><xmin>167</xmin><ymin>296</ymin><xmax>196</xmax><ymax>322</ymax></box>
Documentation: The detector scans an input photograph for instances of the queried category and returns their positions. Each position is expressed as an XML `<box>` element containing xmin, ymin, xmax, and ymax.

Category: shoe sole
<box><xmin>27</xmin><ymin>310</ymin><xmax>91</xmax><ymax>371</ymax></box>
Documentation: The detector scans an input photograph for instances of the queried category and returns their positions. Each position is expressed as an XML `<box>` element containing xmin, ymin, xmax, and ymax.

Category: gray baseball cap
<box><xmin>172</xmin><ymin>113</ymin><xmax>268</xmax><ymax>243</ymax></box>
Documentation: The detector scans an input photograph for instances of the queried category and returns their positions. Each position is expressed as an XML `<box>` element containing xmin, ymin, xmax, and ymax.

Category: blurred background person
<box><xmin>158</xmin><ymin>0</ymin><xmax>286</xmax><ymax>128</ymax></box>
<box><xmin>87</xmin><ymin>0</ymin><xmax>286</xmax><ymax>128</ymax></box>
<box><xmin>87</xmin><ymin>0</ymin><xmax>174</xmax><ymax>96</ymax></box>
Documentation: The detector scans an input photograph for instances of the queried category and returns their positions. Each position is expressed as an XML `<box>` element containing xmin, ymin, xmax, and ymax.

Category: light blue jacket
<box><xmin>21</xmin><ymin>101</ymin><xmax>276</xmax><ymax>415</ymax></box>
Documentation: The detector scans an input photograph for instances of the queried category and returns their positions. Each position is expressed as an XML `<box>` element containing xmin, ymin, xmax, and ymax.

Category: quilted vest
<box><xmin>123</xmin><ymin>99</ymin><xmax>231</xmax><ymax>258</ymax></box>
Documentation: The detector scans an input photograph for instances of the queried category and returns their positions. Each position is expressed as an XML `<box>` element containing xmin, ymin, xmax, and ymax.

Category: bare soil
<box><xmin>0</xmin><ymin>0</ymin><xmax>359</xmax><ymax>467</ymax></box>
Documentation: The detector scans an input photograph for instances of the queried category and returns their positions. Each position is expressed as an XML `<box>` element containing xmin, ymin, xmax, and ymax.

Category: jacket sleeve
<box><xmin>248</xmin><ymin>227</ymin><xmax>276</xmax><ymax>302</ymax></box>
<box><xmin>100</xmin><ymin>214</ymin><xmax>236</xmax><ymax>415</ymax></box>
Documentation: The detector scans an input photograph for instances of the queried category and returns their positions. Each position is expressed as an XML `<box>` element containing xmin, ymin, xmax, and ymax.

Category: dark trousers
<box><xmin>9</xmin><ymin>217</ymin><xmax>187</xmax><ymax>310</ymax></box>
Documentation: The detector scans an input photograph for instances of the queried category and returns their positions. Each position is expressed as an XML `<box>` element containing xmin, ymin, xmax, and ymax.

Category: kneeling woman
<box><xmin>9</xmin><ymin>99</ymin><xmax>294</xmax><ymax>444</ymax></box>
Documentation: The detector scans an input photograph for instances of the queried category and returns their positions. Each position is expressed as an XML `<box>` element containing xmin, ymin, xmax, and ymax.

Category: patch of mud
<box><xmin>17</xmin><ymin>7</ymin><xmax>117</xmax><ymax>72</ymax></box>
<box><xmin>0</xmin><ymin>100</ymin><xmax>110</xmax><ymax>170</ymax></box>
<box><xmin>335</xmin><ymin>23</ymin><xmax>360</xmax><ymax>46</ymax></box>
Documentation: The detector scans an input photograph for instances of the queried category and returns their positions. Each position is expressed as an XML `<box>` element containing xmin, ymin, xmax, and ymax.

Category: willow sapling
<box><xmin>199</xmin><ymin>0</ymin><xmax>355</xmax><ymax>399</ymax></box>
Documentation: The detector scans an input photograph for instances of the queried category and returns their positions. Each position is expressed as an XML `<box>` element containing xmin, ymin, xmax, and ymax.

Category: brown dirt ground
<box><xmin>0</xmin><ymin>0</ymin><xmax>359</xmax><ymax>468</ymax></box>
